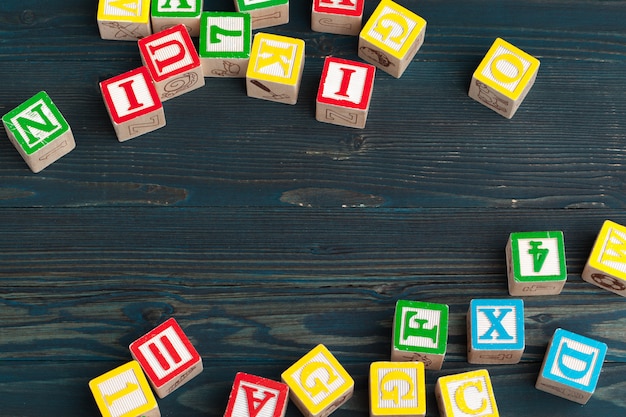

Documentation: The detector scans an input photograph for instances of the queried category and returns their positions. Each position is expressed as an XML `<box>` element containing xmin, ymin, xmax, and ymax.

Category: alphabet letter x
<box><xmin>479</xmin><ymin>308</ymin><xmax>514</xmax><ymax>340</ymax></box>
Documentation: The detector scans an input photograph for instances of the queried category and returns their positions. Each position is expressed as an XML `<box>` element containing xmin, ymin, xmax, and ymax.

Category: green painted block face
<box><xmin>393</xmin><ymin>300</ymin><xmax>449</xmax><ymax>355</ymax></box>
<box><xmin>235</xmin><ymin>0</ymin><xmax>288</xmax><ymax>12</ymax></box>
<box><xmin>510</xmin><ymin>231</ymin><xmax>566</xmax><ymax>282</ymax></box>
<box><xmin>199</xmin><ymin>12</ymin><xmax>251</xmax><ymax>59</ymax></box>
<box><xmin>151</xmin><ymin>0</ymin><xmax>202</xmax><ymax>17</ymax></box>
<box><xmin>2</xmin><ymin>91</ymin><xmax>70</xmax><ymax>156</ymax></box>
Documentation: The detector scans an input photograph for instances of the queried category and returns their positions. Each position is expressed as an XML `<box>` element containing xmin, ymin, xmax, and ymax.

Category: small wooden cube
<box><xmin>582</xmin><ymin>220</ymin><xmax>626</xmax><ymax>296</ymax></box>
<box><xmin>281</xmin><ymin>344</ymin><xmax>354</xmax><ymax>417</ymax></box>
<box><xmin>224</xmin><ymin>373</ymin><xmax>290</xmax><ymax>417</ymax></box>
<box><xmin>435</xmin><ymin>369</ymin><xmax>499</xmax><ymax>417</ymax></box>
<box><xmin>151</xmin><ymin>0</ymin><xmax>204</xmax><ymax>37</ymax></box>
<box><xmin>467</xmin><ymin>299</ymin><xmax>525</xmax><ymax>365</ymax></box>
<box><xmin>311</xmin><ymin>0</ymin><xmax>365</xmax><ymax>36</ymax></box>
<box><xmin>100</xmin><ymin>67</ymin><xmax>166</xmax><ymax>142</ymax></box>
<box><xmin>246</xmin><ymin>32</ymin><xmax>305</xmax><ymax>105</ymax></box>
<box><xmin>199</xmin><ymin>12</ymin><xmax>252</xmax><ymax>78</ymax></box>
<box><xmin>505</xmin><ymin>231</ymin><xmax>567</xmax><ymax>296</ymax></box>
<box><xmin>89</xmin><ymin>360</ymin><xmax>160</xmax><ymax>417</ymax></box>
<box><xmin>2</xmin><ymin>91</ymin><xmax>76</xmax><ymax>173</ymax></box>
<box><xmin>536</xmin><ymin>328</ymin><xmax>607</xmax><ymax>404</ymax></box>
<box><xmin>97</xmin><ymin>0</ymin><xmax>152</xmax><ymax>41</ymax></box>
<box><xmin>391</xmin><ymin>300</ymin><xmax>449</xmax><ymax>370</ymax></box>
<box><xmin>129</xmin><ymin>317</ymin><xmax>203</xmax><ymax>398</ymax></box>
<box><xmin>234</xmin><ymin>0</ymin><xmax>289</xmax><ymax>30</ymax></box>
<box><xmin>358</xmin><ymin>0</ymin><xmax>426</xmax><ymax>78</ymax></box>
<box><xmin>468</xmin><ymin>38</ymin><xmax>540</xmax><ymax>119</ymax></box>
<box><xmin>369</xmin><ymin>361</ymin><xmax>426</xmax><ymax>417</ymax></box>
<box><xmin>138</xmin><ymin>24</ymin><xmax>205</xmax><ymax>101</ymax></box>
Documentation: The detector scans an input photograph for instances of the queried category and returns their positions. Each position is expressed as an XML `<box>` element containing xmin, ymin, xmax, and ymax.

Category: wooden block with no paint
<box><xmin>311</xmin><ymin>0</ymin><xmax>364</xmax><ymax>36</ymax></box>
<box><xmin>97</xmin><ymin>0</ymin><xmax>152</xmax><ymax>41</ymax></box>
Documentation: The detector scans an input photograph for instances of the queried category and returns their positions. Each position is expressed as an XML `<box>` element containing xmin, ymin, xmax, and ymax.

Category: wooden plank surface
<box><xmin>1</xmin><ymin>1</ymin><xmax>626</xmax><ymax>416</ymax></box>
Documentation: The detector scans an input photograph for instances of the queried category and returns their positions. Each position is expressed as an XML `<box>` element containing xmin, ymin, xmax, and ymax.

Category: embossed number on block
<box><xmin>97</xmin><ymin>0</ymin><xmax>152</xmax><ymax>41</ymax></box>
<box><xmin>369</xmin><ymin>361</ymin><xmax>426</xmax><ymax>417</ymax></box>
<box><xmin>435</xmin><ymin>369</ymin><xmax>499</xmax><ymax>417</ymax></box>
<box><xmin>311</xmin><ymin>0</ymin><xmax>365</xmax><ymax>36</ymax></box>
<box><xmin>582</xmin><ymin>220</ymin><xmax>626</xmax><ymax>296</ymax></box>
<box><xmin>151</xmin><ymin>0</ymin><xmax>204</xmax><ymax>36</ymax></box>
<box><xmin>199</xmin><ymin>12</ymin><xmax>252</xmax><ymax>78</ymax></box>
<box><xmin>224</xmin><ymin>373</ymin><xmax>290</xmax><ymax>417</ymax></box>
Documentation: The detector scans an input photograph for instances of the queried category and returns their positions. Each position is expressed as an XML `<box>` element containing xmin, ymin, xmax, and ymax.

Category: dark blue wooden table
<box><xmin>1</xmin><ymin>1</ymin><xmax>626</xmax><ymax>416</ymax></box>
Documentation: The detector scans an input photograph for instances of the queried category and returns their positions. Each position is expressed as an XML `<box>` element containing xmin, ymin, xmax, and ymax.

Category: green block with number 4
<box><xmin>199</xmin><ymin>12</ymin><xmax>251</xmax><ymax>78</ymax></box>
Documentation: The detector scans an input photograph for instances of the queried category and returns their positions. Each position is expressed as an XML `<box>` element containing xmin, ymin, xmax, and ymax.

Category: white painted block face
<box><xmin>320</xmin><ymin>62</ymin><xmax>369</xmax><ymax>106</ymax></box>
<box><xmin>364</xmin><ymin>6</ymin><xmax>418</xmax><ymax>53</ymax></box>
<box><xmin>106</xmin><ymin>72</ymin><xmax>157</xmax><ymax>120</ymax></box>
<box><xmin>516</xmin><ymin>237</ymin><xmax>561</xmax><ymax>277</ymax></box>
<box><xmin>102</xmin><ymin>0</ymin><xmax>147</xmax><ymax>17</ymax></box>
<box><xmin>479</xmin><ymin>45</ymin><xmax>532</xmax><ymax>93</ymax></box>
<box><xmin>142</xmin><ymin>31</ymin><xmax>196</xmax><ymax>79</ymax></box>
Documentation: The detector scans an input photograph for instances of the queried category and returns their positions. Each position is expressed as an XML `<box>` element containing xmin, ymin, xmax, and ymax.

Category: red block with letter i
<box><xmin>224</xmin><ymin>373</ymin><xmax>290</xmax><ymax>417</ymax></box>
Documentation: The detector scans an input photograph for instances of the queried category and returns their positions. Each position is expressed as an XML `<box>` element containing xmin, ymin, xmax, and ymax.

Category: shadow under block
<box><xmin>311</xmin><ymin>0</ymin><xmax>364</xmax><ymax>36</ymax></box>
<box><xmin>129</xmin><ymin>317</ymin><xmax>203</xmax><ymax>398</ymax></box>
<box><xmin>224</xmin><ymin>373</ymin><xmax>290</xmax><ymax>417</ymax></box>
<box><xmin>435</xmin><ymin>369</ymin><xmax>499</xmax><ymax>417</ymax></box>
<box><xmin>505</xmin><ymin>231</ymin><xmax>567</xmax><ymax>296</ymax></box>
<box><xmin>151</xmin><ymin>0</ymin><xmax>203</xmax><ymax>37</ymax></box>
<box><xmin>100</xmin><ymin>67</ymin><xmax>166</xmax><ymax>142</ymax></box>
<box><xmin>246</xmin><ymin>32</ymin><xmax>305</xmax><ymax>105</ymax></box>
<box><xmin>582</xmin><ymin>219</ymin><xmax>626</xmax><ymax>296</ymax></box>
<box><xmin>97</xmin><ymin>0</ymin><xmax>152</xmax><ymax>41</ymax></box>
<box><xmin>89</xmin><ymin>360</ymin><xmax>161</xmax><ymax>417</ymax></box>
<box><xmin>281</xmin><ymin>344</ymin><xmax>354</xmax><ymax>417</ymax></box>
<box><xmin>535</xmin><ymin>328</ymin><xmax>608</xmax><ymax>405</ymax></box>
<box><xmin>199</xmin><ymin>12</ymin><xmax>252</xmax><ymax>78</ymax></box>
<box><xmin>316</xmin><ymin>57</ymin><xmax>376</xmax><ymax>129</ymax></box>
<box><xmin>357</xmin><ymin>0</ymin><xmax>426</xmax><ymax>78</ymax></box>
<box><xmin>468</xmin><ymin>38</ymin><xmax>540</xmax><ymax>119</ymax></box>
<box><xmin>234</xmin><ymin>0</ymin><xmax>289</xmax><ymax>29</ymax></box>
<box><xmin>138</xmin><ymin>24</ymin><xmax>205</xmax><ymax>102</ymax></box>
<box><xmin>391</xmin><ymin>300</ymin><xmax>449</xmax><ymax>370</ymax></box>
<box><xmin>369</xmin><ymin>362</ymin><xmax>426</xmax><ymax>417</ymax></box>
<box><xmin>467</xmin><ymin>299</ymin><xmax>524</xmax><ymax>365</ymax></box>
<box><xmin>2</xmin><ymin>91</ymin><xmax>76</xmax><ymax>173</ymax></box>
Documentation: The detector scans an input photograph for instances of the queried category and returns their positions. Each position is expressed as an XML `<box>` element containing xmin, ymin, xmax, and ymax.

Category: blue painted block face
<box><xmin>470</xmin><ymin>299</ymin><xmax>524</xmax><ymax>350</ymax></box>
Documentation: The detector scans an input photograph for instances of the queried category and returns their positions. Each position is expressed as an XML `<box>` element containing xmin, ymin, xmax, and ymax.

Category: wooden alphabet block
<box><xmin>281</xmin><ymin>344</ymin><xmax>354</xmax><ymax>417</ymax></box>
<box><xmin>535</xmin><ymin>328</ymin><xmax>607</xmax><ymax>404</ymax></box>
<box><xmin>97</xmin><ymin>0</ymin><xmax>152</xmax><ymax>41</ymax></box>
<box><xmin>138</xmin><ymin>24</ymin><xmax>206</xmax><ymax>101</ymax></box>
<box><xmin>234</xmin><ymin>0</ymin><xmax>289</xmax><ymax>30</ymax></box>
<box><xmin>100</xmin><ymin>67</ymin><xmax>166</xmax><ymax>142</ymax></box>
<box><xmin>358</xmin><ymin>0</ymin><xmax>426</xmax><ymax>78</ymax></box>
<box><xmin>582</xmin><ymin>220</ymin><xmax>626</xmax><ymax>296</ymax></box>
<box><xmin>467</xmin><ymin>299</ymin><xmax>524</xmax><ymax>365</ymax></box>
<box><xmin>151</xmin><ymin>0</ymin><xmax>204</xmax><ymax>37</ymax></box>
<box><xmin>129</xmin><ymin>317</ymin><xmax>203</xmax><ymax>398</ymax></box>
<box><xmin>369</xmin><ymin>361</ymin><xmax>426</xmax><ymax>417</ymax></box>
<box><xmin>468</xmin><ymin>38</ymin><xmax>540</xmax><ymax>119</ymax></box>
<box><xmin>505</xmin><ymin>231</ymin><xmax>567</xmax><ymax>296</ymax></box>
<box><xmin>224</xmin><ymin>373</ymin><xmax>290</xmax><ymax>417</ymax></box>
<box><xmin>435</xmin><ymin>369</ymin><xmax>499</xmax><ymax>417</ymax></box>
<box><xmin>311</xmin><ymin>0</ymin><xmax>365</xmax><ymax>36</ymax></box>
<box><xmin>391</xmin><ymin>300</ymin><xmax>449</xmax><ymax>370</ymax></box>
<box><xmin>2</xmin><ymin>91</ymin><xmax>76</xmax><ymax>173</ymax></box>
<box><xmin>199</xmin><ymin>12</ymin><xmax>252</xmax><ymax>78</ymax></box>
<box><xmin>316</xmin><ymin>57</ymin><xmax>375</xmax><ymax>129</ymax></box>
<box><xmin>246</xmin><ymin>32</ymin><xmax>305</xmax><ymax>105</ymax></box>
<box><xmin>89</xmin><ymin>360</ymin><xmax>160</xmax><ymax>417</ymax></box>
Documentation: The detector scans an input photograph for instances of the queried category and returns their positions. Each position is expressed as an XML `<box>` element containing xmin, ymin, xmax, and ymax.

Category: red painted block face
<box><xmin>224</xmin><ymin>373</ymin><xmax>290</xmax><ymax>417</ymax></box>
<box><xmin>100</xmin><ymin>67</ymin><xmax>162</xmax><ymax>125</ymax></box>
<box><xmin>317</xmin><ymin>57</ymin><xmax>375</xmax><ymax>110</ymax></box>
<box><xmin>313</xmin><ymin>0</ymin><xmax>364</xmax><ymax>17</ymax></box>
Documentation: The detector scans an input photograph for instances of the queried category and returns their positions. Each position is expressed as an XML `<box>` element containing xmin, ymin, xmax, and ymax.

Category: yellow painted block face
<box><xmin>370</xmin><ymin>362</ymin><xmax>425</xmax><ymax>417</ymax></box>
<box><xmin>98</xmin><ymin>0</ymin><xmax>151</xmax><ymax>23</ymax></box>
<box><xmin>359</xmin><ymin>0</ymin><xmax>426</xmax><ymax>59</ymax></box>
<box><xmin>588</xmin><ymin>220</ymin><xmax>626</xmax><ymax>281</ymax></box>
<box><xmin>438</xmin><ymin>370</ymin><xmax>499</xmax><ymax>417</ymax></box>
<box><xmin>248</xmin><ymin>33</ymin><xmax>305</xmax><ymax>86</ymax></box>
<box><xmin>89</xmin><ymin>361</ymin><xmax>159</xmax><ymax>417</ymax></box>
<box><xmin>473</xmin><ymin>38</ymin><xmax>540</xmax><ymax>101</ymax></box>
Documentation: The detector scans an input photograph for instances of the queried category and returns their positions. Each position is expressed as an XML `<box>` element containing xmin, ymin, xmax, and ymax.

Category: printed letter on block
<box><xmin>358</xmin><ymin>0</ymin><xmax>426</xmax><ymax>78</ymax></box>
<box><xmin>535</xmin><ymin>328</ymin><xmax>607</xmax><ymax>404</ymax></box>
<box><xmin>89</xmin><ymin>360</ymin><xmax>160</xmax><ymax>417</ymax></box>
<box><xmin>100</xmin><ymin>67</ymin><xmax>166</xmax><ymax>142</ymax></box>
<box><xmin>582</xmin><ymin>220</ymin><xmax>626</xmax><ymax>297</ymax></box>
<box><xmin>316</xmin><ymin>57</ymin><xmax>376</xmax><ymax>129</ymax></box>
<box><xmin>392</xmin><ymin>300</ymin><xmax>449</xmax><ymax>370</ymax></box>
<box><xmin>138</xmin><ymin>24</ymin><xmax>205</xmax><ymax>101</ymax></box>
<box><xmin>246</xmin><ymin>32</ymin><xmax>305</xmax><ymax>105</ymax></box>
<box><xmin>129</xmin><ymin>317</ymin><xmax>203</xmax><ymax>398</ymax></box>
<box><xmin>369</xmin><ymin>361</ymin><xmax>426</xmax><ymax>417</ymax></box>
<box><xmin>505</xmin><ymin>231</ymin><xmax>567</xmax><ymax>296</ymax></box>
<box><xmin>468</xmin><ymin>38</ymin><xmax>540</xmax><ymax>119</ymax></box>
<box><xmin>281</xmin><ymin>344</ymin><xmax>354</xmax><ymax>417</ymax></box>
<box><xmin>311</xmin><ymin>0</ymin><xmax>365</xmax><ymax>36</ymax></box>
<box><xmin>151</xmin><ymin>0</ymin><xmax>204</xmax><ymax>37</ymax></box>
<box><xmin>234</xmin><ymin>0</ymin><xmax>289</xmax><ymax>30</ymax></box>
<box><xmin>467</xmin><ymin>299</ymin><xmax>524</xmax><ymax>365</ymax></box>
<box><xmin>2</xmin><ymin>91</ymin><xmax>76</xmax><ymax>173</ymax></box>
<box><xmin>224</xmin><ymin>373</ymin><xmax>289</xmax><ymax>417</ymax></box>
<box><xmin>97</xmin><ymin>0</ymin><xmax>152</xmax><ymax>41</ymax></box>
<box><xmin>435</xmin><ymin>369</ymin><xmax>499</xmax><ymax>417</ymax></box>
<box><xmin>199</xmin><ymin>12</ymin><xmax>252</xmax><ymax>78</ymax></box>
